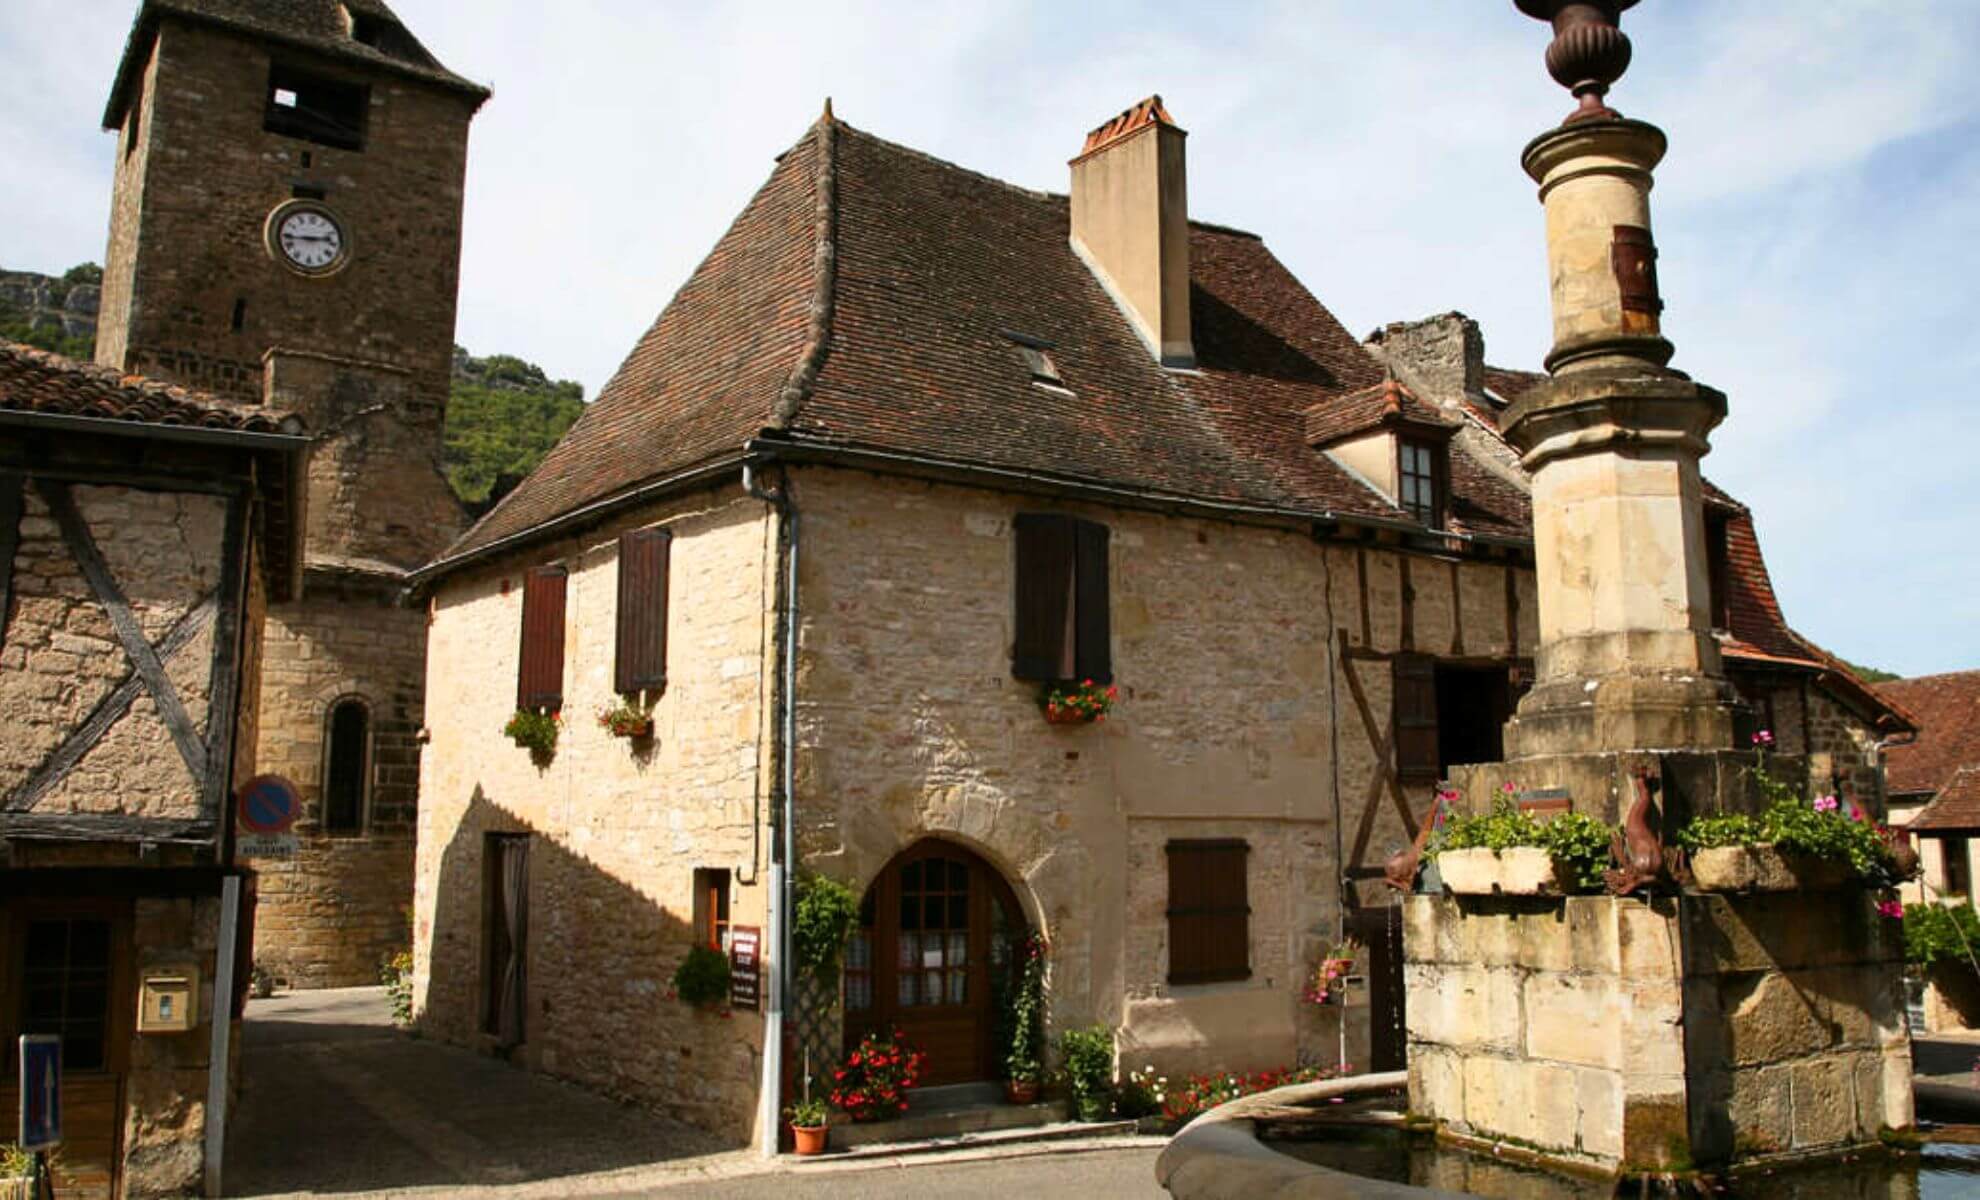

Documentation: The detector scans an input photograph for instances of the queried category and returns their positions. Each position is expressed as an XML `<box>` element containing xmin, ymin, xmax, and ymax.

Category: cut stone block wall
<box><xmin>1405</xmin><ymin>891</ymin><xmax>1911</xmax><ymax>1172</ymax></box>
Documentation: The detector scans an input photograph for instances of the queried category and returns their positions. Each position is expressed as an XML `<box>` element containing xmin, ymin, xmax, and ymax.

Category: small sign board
<box><xmin>728</xmin><ymin>925</ymin><xmax>761</xmax><ymax>1013</ymax></box>
<box><xmin>236</xmin><ymin>774</ymin><xmax>300</xmax><ymax>859</ymax></box>
<box><xmin>18</xmin><ymin>1034</ymin><xmax>60</xmax><ymax>1151</ymax></box>
<box><xmin>1516</xmin><ymin>786</ymin><xmax>1572</xmax><ymax>815</ymax></box>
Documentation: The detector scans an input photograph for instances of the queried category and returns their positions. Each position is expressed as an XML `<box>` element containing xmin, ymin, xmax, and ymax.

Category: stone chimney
<box><xmin>1368</xmin><ymin>313</ymin><xmax>1487</xmax><ymax>414</ymax></box>
<box><xmin>1070</xmin><ymin>96</ymin><xmax>1193</xmax><ymax>367</ymax></box>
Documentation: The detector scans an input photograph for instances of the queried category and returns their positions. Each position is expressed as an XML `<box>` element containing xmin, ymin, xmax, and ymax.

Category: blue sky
<box><xmin>4</xmin><ymin>1</ymin><xmax>1976</xmax><ymax>677</ymax></box>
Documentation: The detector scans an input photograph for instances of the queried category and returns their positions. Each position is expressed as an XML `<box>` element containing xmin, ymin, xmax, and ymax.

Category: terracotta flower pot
<box><xmin>1005</xmin><ymin>1078</ymin><xmax>1040</xmax><ymax>1105</ymax></box>
<box><xmin>1044</xmin><ymin>706</ymin><xmax>1095</xmax><ymax>726</ymax></box>
<box><xmin>791</xmin><ymin>1123</ymin><xmax>827</xmax><ymax>1156</ymax></box>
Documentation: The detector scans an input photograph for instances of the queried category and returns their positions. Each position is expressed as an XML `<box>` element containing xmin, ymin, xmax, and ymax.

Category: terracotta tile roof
<box><xmin>1911</xmin><ymin>765</ymin><xmax>1980</xmax><ymax>833</ymax></box>
<box><xmin>1880</xmin><ymin>671</ymin><xmax>1980</xmax><ymax>798</ymax></box>
<box><xmin>446</xmin><ymin>116</ymin><xmax>1536</xmax><ymax>561</ymax></box>
<box><xmin>0</xmin><ymin>340</ymin><xmax>301</xmax><ymax>436</ymax></box>
<box><xmin>105</xmin><ymin>0</ymin><xmax>488</xmax><ymax>127</ymax></box>
<box><xmin>1303</xmin><ymin>379</ymin><xmax>1458</xmax><ymax>448</ymax></box>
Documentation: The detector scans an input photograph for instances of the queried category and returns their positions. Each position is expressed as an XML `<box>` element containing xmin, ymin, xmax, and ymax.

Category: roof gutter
<box><xmin>407</xmin><ymin>452</ymin><xmax>751</xmax><ymax>592</ymax></box>
<box><xmin>743</xmin><ymin>435</ymin><xmax>1534</xmax><ymax>556</ymax></box>
<box><xmin>0</xmin><ymin>408</ymin><xmax>310</xmax><ymax>452</ymax></box>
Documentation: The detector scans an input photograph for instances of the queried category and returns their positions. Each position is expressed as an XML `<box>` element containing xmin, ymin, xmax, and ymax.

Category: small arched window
<box><xmin>323</xmin><ymin>698</ymin><xmax>370</xmax><ymax>835</ymax></box>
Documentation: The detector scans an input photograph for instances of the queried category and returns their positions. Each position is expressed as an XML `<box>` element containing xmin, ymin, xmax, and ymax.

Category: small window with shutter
<box><xmin>615</xmin><ymin>527</ymin><xmax>671</xmax><ymax>695</ymax></box>
<box><xmin>1393</xmin><ymin>653</ymin><xmax>1439</xmax><ymax>782</ymax></box>
<box><xmin>516</xmin><ymin>565</ymin><xmax>567</xmax><ymax>711</ymax></box>
<box><xmin>1012</xmin><ymin>514</ymin><xmax>1110</xmax><ymax>684</ymax></box>
<box><xmin>1165</xmin><ymin>839</ymin><xmax>1250</xmax><ymax>985</ymax></box>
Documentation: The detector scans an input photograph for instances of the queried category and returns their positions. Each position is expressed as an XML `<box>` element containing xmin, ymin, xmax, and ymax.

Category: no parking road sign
<box><xmin>18</xmin><ymin>1034</ymin><xmax>59</xmax><ymax>1151</ymax></box>
<box><xmin>237</xmin><ymin>774</ymin><xmax>300</xmax><ymax>859</ymax></box>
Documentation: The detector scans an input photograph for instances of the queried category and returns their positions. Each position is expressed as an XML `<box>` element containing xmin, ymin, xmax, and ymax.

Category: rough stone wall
<box><xmin>93</xmin><ymin>26</ymin><xmax>159</xmax><ymax>372</ymax></box>
<box><xmin>415</xmin><ymin>487</ymin><xmax>774</xmax><ymax>1144</ymax></box>
<box><xmin>122</xmin><ymin>895</ymin><xmax>230</xmax><ymax>1199</ymax></box>
<box><xmin>0</xmin><ymin>484</ymin><xmax>226</xmax><ymax>818</ymax></box>
<box><xmin>249</xmin><ymin>583</ymin><xmax>428</xmax><ymax>987</ymax></box>
<box><xmin>790</xmin><ymin>468</ymin><xmax>1538</xmax><ymax>1083</ymax></box>
<box><xmin>1729</xmin><ymin>671</ymin><xmax>1887</xmax><ymax>814</ymax></box>
<box><xmin>1405</xmin><ymin>892</ymin><xmax>1911</xmax><ymax>1171</ymax></box>
<box><xmin>97</xmin><ymin>19</ymin><xmax>476</xmax><ymax>412</ymax></box>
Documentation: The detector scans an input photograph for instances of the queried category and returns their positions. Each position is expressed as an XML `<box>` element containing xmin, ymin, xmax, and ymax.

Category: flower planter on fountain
<box><xmin>1688</xmin><ymin>844</ymin><xmax>1852</xmax><ymax>893</ymax></box>
<box><xmin>1435</xmin><ymin>846</ymin><xmax>1569</xmax><ymax>897</ymax></box>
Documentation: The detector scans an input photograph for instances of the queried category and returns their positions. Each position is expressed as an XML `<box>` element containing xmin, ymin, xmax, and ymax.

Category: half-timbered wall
<box><xmin>1</xmin><ymin>480</ymin><xmax>238</xmax><ymax>831</ymax></box>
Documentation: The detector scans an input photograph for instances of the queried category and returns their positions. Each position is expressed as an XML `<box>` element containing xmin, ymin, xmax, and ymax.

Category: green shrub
<box><xmin>672</xmin><ymin>945</ymin><xmax>731</xmax><ymax>1010</ymax></box>
<box><xmin>1903</xmin><ymin>903</ymin><xmax>1980</xmax><ymax>972</ymax></box>
<box><xmin>794</xmin><ymin>873</ymin><xmax>861</xmax><ymax>990</ymax></box>
<box><xmin>0</xmin><ymin>1142</ymin><xmax>31</xmax><ymax>1178</ymax></box>
<box><xmin>1058</xmin><ymin>1025</ymin><xmax>1114</xmax><ymax>1117</ymax></box>
<box><xmin>380</xmin><ymin>949</ymin><xmax>413</xmax><ymax>1024</ymax></box>
<box><xmin>1674</xmin><ymin>812</ymin><xmax>1763</xmax><ymax>852</ymax></box>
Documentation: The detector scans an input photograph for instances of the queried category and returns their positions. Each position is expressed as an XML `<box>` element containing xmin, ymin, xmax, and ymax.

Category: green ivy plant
<box><xmin>794</xmin><ymin>873</ymin><xmax>861</xmax><ymax>991</ymax></box>
<box><xmin>1430</xmin><ymin>798</ymin><xmax>1618</xmax><ymax>892</ymax></box>
<box><xmin>672</xmin><ymin>945</ymin><xmax>731</xmax><ymax>1010</ymax></box>
<box><xmin>1674</xmin><ymin>743</ymin><xmax>1912</xmax><ymax>888</ymax></box>
<box><xmin>1004</xmin><ymin>933</ymin><xmax>1046</xmax><ymax>1084</ymax></box>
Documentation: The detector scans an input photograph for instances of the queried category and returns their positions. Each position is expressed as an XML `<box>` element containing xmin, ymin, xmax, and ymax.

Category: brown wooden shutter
<box><xmin>1165</xmin><ymin>840</ymin><xmax>1251</xmax><ymax>985</ymax></box>
<box><xmin>614</xmin><ymin>527</ymin><xmax>671</xmax><ymax>695</ymax></box>
<box><xmin>1012</xmin><ymin>514</ymin><xmax>1075</xmax><ymax>681</ymax></box>
<box><xmin>1072</xmin><ymin>518</ymin><xmax>1111</xmax><ymax>685</ymax></box>
<box><xmin>516</xmin><ymin>564</ymin><xmax>567</xmax><ymax>711</ymax></box>
<box><xmin>1393</xmin><ymin>653</ymin><xmax>1440</xmax><ymax>781</ymax></box>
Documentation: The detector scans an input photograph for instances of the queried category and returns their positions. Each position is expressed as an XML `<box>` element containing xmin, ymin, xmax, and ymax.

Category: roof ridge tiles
<box><xmin>771</xmin><ymin>115</ymin><xmax>840</xmax><ymax>429</ymax></box>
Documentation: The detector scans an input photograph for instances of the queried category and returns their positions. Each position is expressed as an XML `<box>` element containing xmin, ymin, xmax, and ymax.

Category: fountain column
<box><xmin>1400</xmin><ymin>3</ymin><xmax>1916</xmax><ymax>1179</ymax></box>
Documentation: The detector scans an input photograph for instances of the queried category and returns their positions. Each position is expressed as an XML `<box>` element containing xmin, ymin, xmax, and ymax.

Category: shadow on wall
<box><xmin>421</xmin><ymin>785</ymin><xmax>766</xmax><ymax>1141</ymax></box>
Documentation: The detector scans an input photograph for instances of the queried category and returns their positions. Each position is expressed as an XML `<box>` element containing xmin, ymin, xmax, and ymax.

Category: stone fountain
<box><xmin>1394</xmin><ymin>0</ymin><xmax>1914</xmax><ymax>1178</ymax></box>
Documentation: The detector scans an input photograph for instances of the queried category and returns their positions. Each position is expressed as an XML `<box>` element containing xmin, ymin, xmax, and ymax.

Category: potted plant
<box><xmin>503</xmin><ymin>708</ymin><xmax>560</xmax><ymax>759</ymax></box>
<box><xmin>829</xmin><ymin>1028</ymin><xmax>926</xmax><ymax>1121</ymax></box>
<box><xmin>785</xmin><ymin>1095</ymin><xmax>829</xmax><ymax>1156</ymax></box>
<box><xmin>1428</xmin><ymin>791</ymin><xmax>1615</xmax><ymax>897</ymax></box>
<box><xmin>0</xmin><ymin>1145</ymin><xmax>31</xmax><ymax>1200</ymax></box>
<box><xmin>595</xmin><ymin>695</ymin><xmax>653</xmax><ymax>740</ymax></box>
<box><xmin>1302</xmin><ymin>935</ymin><xmax>1361</xmax><ymax>1006</ymax></box>
<box><xmin>1040</xmin><ymin>679</ymin><xmax>1118</xmax><ymax>726</ymax></box>
<box><xmin>1003</xmin><ymin>932</ymin><xmax>1046</xmax><ymax>1103</ymax></box>
<box><xmin>670</xmin><ymin>945</ymin><xmax>731</xmax><ymax>1014</ymax></box>
<box><xmin>1678</xmin><ymin>734</ymin><xmax>1918</xmax><ymax>893</ymax></box>
<box><xmin>1058</xmin><ymin>1024</ymin><xmax>1115</xmax><ymax>1121</ymax></box>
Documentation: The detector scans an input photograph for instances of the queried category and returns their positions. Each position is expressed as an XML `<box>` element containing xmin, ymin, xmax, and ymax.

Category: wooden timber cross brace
<box><xmin>3</xmin><ymin>479</ymin><xmax>231</xmax><ymax>817</ymax></box>
<box><xmin>1338</xmin><ymin>629</ymin><xmax>1422</xmax><ymax>885</ymax></box>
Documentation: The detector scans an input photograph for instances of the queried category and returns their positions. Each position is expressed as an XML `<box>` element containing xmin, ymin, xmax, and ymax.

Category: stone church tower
<box><xmin>98</xmin><ymin>0</ymin><xmax>488</xmax><ymax>985</ymax></box>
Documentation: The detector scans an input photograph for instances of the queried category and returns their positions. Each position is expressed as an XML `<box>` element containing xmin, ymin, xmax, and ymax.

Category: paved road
<box><xmin>224</xmin><ymin>987</ymin><xmax>1164</xmax><ymax>1198</ymax></box>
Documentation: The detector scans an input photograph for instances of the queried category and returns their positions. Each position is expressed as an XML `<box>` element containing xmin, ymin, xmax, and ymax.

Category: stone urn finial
<box><xmin>1515</xmin><ymin>1</ymin><xmax>1640</xmax><ymax>123</ymax></box>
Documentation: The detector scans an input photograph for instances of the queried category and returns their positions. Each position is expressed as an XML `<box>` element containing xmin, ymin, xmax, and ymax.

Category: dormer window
<box><xmin>1399</xmin><ymin>438</ymin><xmax>1442</xmax><ymax>527</ymax></box>
<box><xmin>1004</xmin><ymin>332</ymin><xmax>1070</xmax><ymax>392</ymax></box>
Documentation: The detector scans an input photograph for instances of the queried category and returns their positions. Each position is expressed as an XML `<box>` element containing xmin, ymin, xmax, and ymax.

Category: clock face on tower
<box><xmin>265</xmin><ymin>201</ymin><xmax>350</xmax><ymax>276</ymax></box>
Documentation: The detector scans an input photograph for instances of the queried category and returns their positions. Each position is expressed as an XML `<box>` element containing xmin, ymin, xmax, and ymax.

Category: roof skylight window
<box><xmin>1003</xmin><ymin>332</ymin><xmax>1068</xmax><ymax>391</ymax></box>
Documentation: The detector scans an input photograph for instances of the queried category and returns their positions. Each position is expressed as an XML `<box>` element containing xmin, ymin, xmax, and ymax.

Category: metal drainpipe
<box><xmin>743</xmin><ymin>461</ymin><xmax>798</xmax><ymax>1158</ymax></box>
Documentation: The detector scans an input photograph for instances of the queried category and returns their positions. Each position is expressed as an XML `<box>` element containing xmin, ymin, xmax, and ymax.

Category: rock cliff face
<box><xmin>0</xmin><ymin>265</ymin><xmax>102</xmax><ymax>353</ymax></box>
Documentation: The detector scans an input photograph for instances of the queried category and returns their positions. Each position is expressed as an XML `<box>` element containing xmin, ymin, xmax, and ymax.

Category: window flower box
<box><xmin>1040</xmin><ymin>679</ymin><xmax>1117</xmax><ymax>726</ymax></box>
<box><xmin>1436</xmin><ymin>846</ymin><xmax>1569</xmax><ymax>897</ymax></box>
<box><xmin>503</xmin><ymin>708</ymin><xmax>560</xmax><ymax>758</ymax></box>
<box><xmin>596</xmin><ymin>696</ymin><xmax>653</xmax><ymax>740</ymax></box>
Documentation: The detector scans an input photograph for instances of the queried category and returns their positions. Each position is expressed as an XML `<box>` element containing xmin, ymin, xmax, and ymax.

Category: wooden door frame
<box><xmin>848</xmin><ymin>839</ymin><xmax>1025</xmax><ymax>1082</ymax></box>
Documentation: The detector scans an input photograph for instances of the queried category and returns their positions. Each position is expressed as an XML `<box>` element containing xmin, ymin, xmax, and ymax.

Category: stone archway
<box><xmin>842</xmin><ymin>838</ymin><xmax>1030</xmax><ymax>1086</ymax></box>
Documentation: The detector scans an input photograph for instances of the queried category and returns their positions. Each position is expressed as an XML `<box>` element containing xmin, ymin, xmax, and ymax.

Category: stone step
<box><xmin>797</xmin><ymin>1117</ymin><xmax>1142</xmax><ymax>1164</ymax></box>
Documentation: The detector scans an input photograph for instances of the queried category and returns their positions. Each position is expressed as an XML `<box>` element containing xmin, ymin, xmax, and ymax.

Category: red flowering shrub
<box><xmin>1159</xmin><ymin>1063</ymin><xmax>1345</xmax><ymax>1124</ymax></box>
<box><xmin>828</xmin><ymin>1028</ymin><xmax>927</xmax><ymax>1121</ymax></box>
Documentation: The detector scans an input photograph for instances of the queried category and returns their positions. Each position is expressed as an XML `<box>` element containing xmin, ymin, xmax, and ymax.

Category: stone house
<box><xmin>0</xmin><ymin>341</ymin><xmax>308</xmax><ymax>1197</ymax></box>
<box><xmin>94</xmin><ymin>0</ymin><xmax>487</xmax><ymax>988</ymax></box>
<box><xmin>1879</xmin><ymin>670</ymin><xmax>1980</xmax><ymax>1030</ymax></box>
<box><xmin>408</xmin><ymin>99</ymin><xmax>1907</xmax><ymax>1149</ymax></box>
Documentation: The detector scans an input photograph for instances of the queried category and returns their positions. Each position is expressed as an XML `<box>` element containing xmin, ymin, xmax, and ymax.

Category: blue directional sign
<box><xmin>18</xmin><ymin>1034</ymin><xmax>60</xmax><ymax>1151</ymax></box>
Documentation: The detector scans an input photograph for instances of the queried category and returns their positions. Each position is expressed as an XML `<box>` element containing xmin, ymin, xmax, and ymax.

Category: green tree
<box><xmin>443</xmin><ymin>347</ymin><xmax>585</xmax><ymax>510</ymax></box>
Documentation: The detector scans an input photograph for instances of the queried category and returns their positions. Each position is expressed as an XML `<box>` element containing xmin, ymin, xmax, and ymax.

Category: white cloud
<box><xmin>3</xmin><ymin>1</ymin><xmax>1976</xmax><ymax>674</ymax></box>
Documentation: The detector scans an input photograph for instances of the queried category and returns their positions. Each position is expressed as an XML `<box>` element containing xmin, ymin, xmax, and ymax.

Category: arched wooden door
<box><xmin>842</xmin><ymin>841</ymin><xmax>1025</xmax><ymax>1086</ymax></box>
